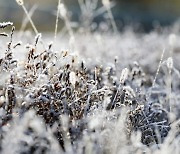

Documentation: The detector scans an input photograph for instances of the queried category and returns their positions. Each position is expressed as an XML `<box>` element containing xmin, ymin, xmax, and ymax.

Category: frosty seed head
<box><xmin>69</xmin><ymin>71</ymin><xmax>76</xmax><ymax>87</ymax></box>
<box><xmin>59</xmin><ymin>3</ymin><xmax>67</xmax><ymax>18</ymax></box>
<box><xmin>167</xmin><ymin>57</ymin><xmax>173</xmax><ymax>70</ymax></box>
<box><xmin>120</xmin><ymin>68</ymin><xmax>129</xmax><ymax>84</ymax></box>
<box><xmin>34</xmin><ymin>33</ymin><xmax>42</xmax><ymax>46</ymax></box>
<box><xmin>123</xmin><ymin>86</ymin><xmax>136</xmax><ymax>98</ymax></box>
<box><xmin>16</xmin><ymin>0</ymin><xmax>24</xmax><ymax>6</ymax></box>
<box><xmin>169</xmin><ymin>33</ymin><xmax>176</xmax><ymax>47</ymax></box>
<box><xmin>102</xmin><ymin>0</ymin><xmax>110</xmax><ymax>7</ymax></box>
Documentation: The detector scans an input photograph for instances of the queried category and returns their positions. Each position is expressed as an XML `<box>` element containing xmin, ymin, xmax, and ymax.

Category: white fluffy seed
<box><xmin>167</xmin><ymin>57</ymin><xmax>173</xmax><ymax>70</ymax></box>
<box><xmin>69</xmin><ymin>71</ymin><xmax>76</xmax><ymax>87</ymax></box>
<box><xmin>169</xmin><ymin>33</ymin><xmax>176</xmax><ymax>47</ymax></box>
<box><xmin>120</xmin><ymin>68</ymin><xmax>129</xmax><ymax>84</ymax></box>
<box><xmin>59</xmin><ymin>3</ymin><xmax>67</xmax><ymax>18</ymax></box>
<box><xmin>102</xmin><ymin>0</ymin><xmax>110</xmax><ymax>7</ymax></box>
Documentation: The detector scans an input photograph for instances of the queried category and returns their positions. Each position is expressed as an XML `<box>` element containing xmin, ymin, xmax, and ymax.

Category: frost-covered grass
<box><xmin>0</xmin><ymin>0</ymin><xmax>179</xmax><ymax>154</ymax></box>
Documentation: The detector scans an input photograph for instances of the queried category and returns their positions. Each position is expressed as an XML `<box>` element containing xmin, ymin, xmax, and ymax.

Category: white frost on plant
<box><xmin>16</xmin><ymin>0</ymin><xmax>24</xmax><ymax>6</ymax></box>
<box><xmin>0</xmin><ymin>22</ymin><xmax>13</xmax><ymax>29</ymax></box>
<box><xmin>169</xmin><ymin>33</ymin><xmax>176</xmax><ymax>47</ymax></box>
<box><xmin>167</xmin><ymin>57</ymin><xmax>173</xmax><ymax>70</ymax></box>
<box><xmin>102</xmin><ymin>0</ymin><xmax>110</xmax><ymax>7</ymax></box>
<box><xmin>123</xmin><ymin>86</ymin><xmax>136</xmax><ymax>98</ymax></box>
<box><xmin>59</xmin><ymin>3</ymin><xmax>67</xmax><ymax>18</ymax></box>
<box><xmin>69</xmin><ymin>71</ymin><xmax>76</xmax><ymax>87</ymax></box>
<box><xmin>120</xmin><ymin>68</ymin><xmax>129</xmax><ymax>84</ymax></box>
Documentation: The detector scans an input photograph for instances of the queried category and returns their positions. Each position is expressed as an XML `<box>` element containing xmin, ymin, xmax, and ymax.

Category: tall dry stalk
<box><xmin>54</xmin><ymin>0</ymin><xmax>61</xmax><ymax>42</ymax></box>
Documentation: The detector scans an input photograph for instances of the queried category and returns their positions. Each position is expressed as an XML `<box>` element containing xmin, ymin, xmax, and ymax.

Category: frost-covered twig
<box><xmin>0</xmin><ymin>22</ymin><xmax>13</xmax><ymax>29</ymax></box>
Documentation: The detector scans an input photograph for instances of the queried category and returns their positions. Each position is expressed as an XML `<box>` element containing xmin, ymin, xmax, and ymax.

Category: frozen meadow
<box><xmin>0</xmin><ymin>0</ymin><xmax>179</xmax><ymax>153</ymax></box>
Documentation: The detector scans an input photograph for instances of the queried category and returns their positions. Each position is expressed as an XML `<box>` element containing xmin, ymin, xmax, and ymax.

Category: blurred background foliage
<box><xmin>0</xmin><ymin>0</ymin><xmax>180</xmax><ymax>32</ymax></box>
